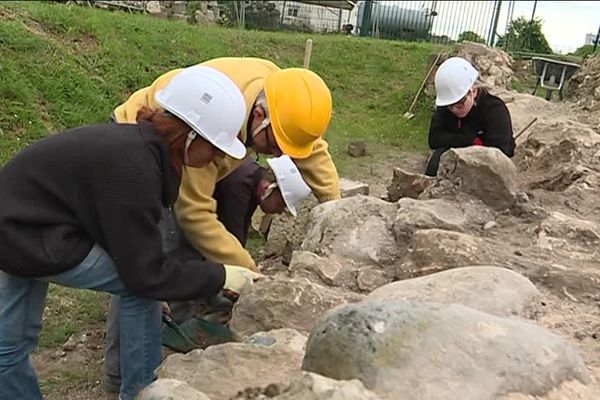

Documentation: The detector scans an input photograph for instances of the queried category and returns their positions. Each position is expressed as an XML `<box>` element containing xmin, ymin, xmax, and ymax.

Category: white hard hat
<box><xmin>266</xmin><ymin>155</ymin><xmax>312</xmax><ymax>217</ymax></box>
<box><xmin>434</xmin><ymin>57</ymin><xmax>479</xmax><ymax>107</ymax></box>
<box><xmin>155</xmin><ymin>65</ymin><xmax>247</xmax><ymax>159</ymax></box>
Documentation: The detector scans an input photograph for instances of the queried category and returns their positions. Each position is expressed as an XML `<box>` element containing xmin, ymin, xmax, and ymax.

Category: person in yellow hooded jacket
<box><xmin>112</xmin><ymin>57</ymin><xmax>340</xmax><ymax>270</ymax></box>
<box><xmin>103</xmin><ymin>57</ymin><xmax>340</xmax><ymax>393</ymax></box>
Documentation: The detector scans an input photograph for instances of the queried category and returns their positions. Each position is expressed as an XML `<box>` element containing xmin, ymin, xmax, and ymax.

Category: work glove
<box><xmin>223</xmin><ymin>265</ymin><xmax>263</xmax><ymax>297</ymax></box>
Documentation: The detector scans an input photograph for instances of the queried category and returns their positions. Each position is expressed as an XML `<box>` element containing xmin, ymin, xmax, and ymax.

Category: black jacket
<box><xmin>0</xmin><ymin>122</ymin><xmax>225</xmax><ymax>301</ymax></box>
<box><xmin>428</xmin><ymin>90</ymin><xmax>515</xmax><ymax>157</ymax></box>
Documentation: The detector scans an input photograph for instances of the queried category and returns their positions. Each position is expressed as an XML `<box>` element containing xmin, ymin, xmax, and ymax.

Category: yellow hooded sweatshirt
<box><xmin>113</xmin><ymin>57</ymin><xmax>341</xmax><ymax>270</ymax></box>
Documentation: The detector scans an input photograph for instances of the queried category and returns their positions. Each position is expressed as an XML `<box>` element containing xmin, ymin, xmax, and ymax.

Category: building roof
<box><xmin>295</xmin><ymin>1</ymin><xmax>356</xmax><ymax>11</ymax></box>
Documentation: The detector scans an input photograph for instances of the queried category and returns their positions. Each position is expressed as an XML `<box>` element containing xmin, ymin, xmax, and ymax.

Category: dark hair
<box><xmin>136</xmin><ymin>106</ymin><xmax>188</xmax><ymax>174</ymax></box>
<box><xmin>260</xmin><ymin>165</ymin><xmax>276</xmax><ymax>183</ymax></box>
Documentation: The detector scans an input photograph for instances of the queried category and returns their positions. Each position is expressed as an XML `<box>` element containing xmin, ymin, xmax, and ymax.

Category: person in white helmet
<box><xmin>425</xmin><ymin>57</ymin><xmax>515</xmax><ymax>176</ymax></box>
<box><xmin>0</xmin><ymin>65</ymin><xmax>260</xmax><ymax>400</ymax></box>
<box><xmin>103</xmin><ymin>154</ymin><xmax>312</xmax><ymax>390</ymax></box>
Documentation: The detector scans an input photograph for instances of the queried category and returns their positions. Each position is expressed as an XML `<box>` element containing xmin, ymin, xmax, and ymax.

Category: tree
<box><xmin>458</xmin><ymin>30</ymin><xmax>486</xmax><ymax>44</ymax></box>
<box><xmin>496</xmin><ymin>17</ymin><xmax>553</xmax><ymax>54</ymax></box>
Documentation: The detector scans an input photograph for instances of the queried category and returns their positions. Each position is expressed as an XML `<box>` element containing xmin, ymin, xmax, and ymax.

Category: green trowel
<box><xmin>162</xmin><ymin>313</ymin><xmax>233</xmax><ymax>353</ymax></box>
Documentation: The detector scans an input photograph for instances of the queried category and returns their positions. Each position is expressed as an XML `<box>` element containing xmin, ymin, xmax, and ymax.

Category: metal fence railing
<box><xmin>220</xmin><ymin>1</ymin><xmax>502</xmax><ymax>45</ymax></box>
<box><xmin>63</xmin><ymin>1</ymin><xmax>600</xmax><ymax>56</ymax></box>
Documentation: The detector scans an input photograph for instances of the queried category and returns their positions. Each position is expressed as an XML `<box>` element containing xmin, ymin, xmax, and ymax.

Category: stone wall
<box><xmin>85</xmin><ymin>1</ymin><xmax>220</xmax><ymax>25</ymax></box>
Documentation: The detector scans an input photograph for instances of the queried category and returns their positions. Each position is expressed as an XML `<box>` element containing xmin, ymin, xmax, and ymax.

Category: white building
<box><xmin>276</xmin><ymin>1</ymin><xmax>357</xmax><ymax>33</ymax></box>
<box><xmin>585</xmin><ymin>33</ymin><xmax>596</xmax><ymax>46</ymax></box>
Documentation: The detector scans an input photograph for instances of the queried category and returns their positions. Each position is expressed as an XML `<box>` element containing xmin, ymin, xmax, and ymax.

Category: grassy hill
<box><xmin>0</xmin><ymin>1</ymin><xmax>442</xmax><ymax>397</ymax></box>
<box><xmin>0</xmin><ymin>1</ymin><xmax>441</xmax><ymax>166</ymax></box>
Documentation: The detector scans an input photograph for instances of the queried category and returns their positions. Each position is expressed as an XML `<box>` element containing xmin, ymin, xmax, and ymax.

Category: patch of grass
<box><xmin>39</xmin><ymin>285</ymin><xmax>107</xmax><ymax>349</ymax></box>
<box><xmin>0</xmin><ymin>1</ymin><xmax>441</xmax><ymax>176</ymax></box>
<box><xmin>39</xmin><ymin>366</ymin><xmax>102</xmax><ymax>397</ymax></box>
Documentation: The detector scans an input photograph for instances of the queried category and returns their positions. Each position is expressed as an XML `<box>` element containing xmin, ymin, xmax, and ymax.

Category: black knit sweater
<box><xmin>0</xmin><ymin>122</ymin><xmax>225</xmax><ymax>301</ymax></box>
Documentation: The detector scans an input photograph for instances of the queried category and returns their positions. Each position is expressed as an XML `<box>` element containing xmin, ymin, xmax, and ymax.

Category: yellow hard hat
<box><xmin>264</xmin><ymin>68</ymin><xmax>333</xmax><ymax>159</ymax></box>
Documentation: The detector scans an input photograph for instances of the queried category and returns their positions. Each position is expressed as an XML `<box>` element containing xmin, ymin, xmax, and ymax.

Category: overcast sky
<box><xmin>499</xmin><ymin>1</ymin><xmax>600</xmax><ymax>53</ymax></box>
<box><xmin>360</xmin><ymin>1</ymin><xmax>600</xmax><ymax>53</ymax></box>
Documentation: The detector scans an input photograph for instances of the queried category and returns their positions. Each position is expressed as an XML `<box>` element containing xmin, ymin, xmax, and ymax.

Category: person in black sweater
<box><xmin>425</xmin><ymin>57</ymin><xmax>515</xmax><ymax>176</ymax></box>
<box><xmin>0</xmin><ymin>66</ymin><xmax>258</xmax><ymax>400</ymax></box>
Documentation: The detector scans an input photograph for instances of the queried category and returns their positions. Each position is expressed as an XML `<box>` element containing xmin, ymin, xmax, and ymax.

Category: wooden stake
<box><xmin>303</xmin><ymin>39</ymin><xmax>313</xmax><ymax>69</ymax></box>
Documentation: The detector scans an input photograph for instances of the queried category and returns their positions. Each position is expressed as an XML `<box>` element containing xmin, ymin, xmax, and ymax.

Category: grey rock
<box><xmin>301</xmin><ymin>196</ymin><xmax>399</xmax><ymax>266</ymax></box>
<box><xmin>347</xmin><ymin>140</ymin><xmax>367</xmax><ymax>157</ymax></box>
<box><xmin>145</xmin><ymin>1</ymin><xmax>162</xmax><ymax>14</ymax></box>
<box><xmin>288</xmin><ymin>251</ymin><xmax>346</xmax><ymax>287</ymax></box>
<box><xmin>399</xmin><ymin>229</ymin><xmax>490</xmax><ymax>278</ymax></box>
<box><xmin>229</xmin><ymin>277</ymin><xmax>363</xmax><ymax>340</ymax></box>
<box><xmin>264</xmin><ymin>197</ymin><xmax>318</xmax><ymax>258</ymax></box>
<box><xmin>355</xmin><ymin>267</ymin><xmax>389</xmax><ymax>293</ymax></box>
<box><xmin>303</xmin><ymin>302</ymin><xmax>589</xmax><ymax>400</ymax></box>
<box><xmin>365</xmin><ymin>266</ymin><xmax>541</xmax><ymax>318</ymax></box>
<box><xmin>386</xmin><ymin>167</ymin><xmax>433</xmax><ymax>201</ymax></box>
<box><xmin>339</xmin><ymin>178</ymin><xmax>369</xmax><ymax>197</ymax></box>
<box><xmin>137</xmin><ymin>379</ymin><xmax>210</xmax><ymax>400</ymax></box>
<box><xmin>265</xmin><ymin>181</ymin><xmax>370</xmax><ymax>259</ymax></box>
<box><xmin>538</xmin><ymin>211</ymin><xmax>600</xmax><ymax>244</ymax></box>
<box><xmin>231</xmin><ymin>372</ymin><xmax>382</xmax><ymax>400</ymax></box>
<box><xmin>483</xmin><ymin>221</ymin><xmax>497</xmax><ymax>230</ymax></box>
<box><xmin>594</xmin><ymin>86</ymin><xmax>600</xmax><ymax>101</ymax></box>
<box><xmin>391</xmin><ymin>198</ymin><xmax>466</xmax><ymax>242</ymax></box>
<box><xmin>438</xmin><ymin>147</ymin><xmax>517</xmax><ymax>210</ymax></box>
<box><xmin>158</xmin><ymin>329</ymin><xmax>305</xmax><ymax>400</ymax></box>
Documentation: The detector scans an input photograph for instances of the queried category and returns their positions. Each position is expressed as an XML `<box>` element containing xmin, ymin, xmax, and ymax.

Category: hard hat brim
<box><xmin>270</xmin><ymin>118</ymin><xmax>315</xmax><ymax>159</ymax></box>
<box><xmin>435</xmin><ymin>90</ymin><xmax>469</xmax><ymax>107</ymax></box>
<box><xmin>266</xmin><ymin>157</ymin><xmax>298</xmax><ymax>217</ymax></box>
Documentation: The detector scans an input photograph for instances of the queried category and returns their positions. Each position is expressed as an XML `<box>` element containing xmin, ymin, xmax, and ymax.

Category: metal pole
<box><xmin>489</xmin><ymin>0</ymin><xmax>502</xmax><ymax>46</ymax></box>
<box><xmin>337</xmin><ymin>0</ymin><xmax>343</xmax><ymax>32</ymax></box>
<box><xmin>281</xmin><ymin>1</ymin><xmax>286</xmax><ymax>25</ymax></box>
<box><xmin>240</xmin><ymin>0</ymin><xmax>245</xmax><ymax>29</ymax></box>
<box><xmin>527</xmin><ymin>0</ymin><xmax>537</xmax><ymax>51</ymax></box>
<box><xmin>594</xmin><ymin>24</ymin><xmax>600</xmax><ymax>53</ymax></box>
<box><xmin>529</xmin><ymin>0</ymin><xmax>537</xmax><ymax>22</ymax></box>
<box><xmin>360</xmin><ymin>0</ymin><xmax>373</xmax><ymax>37</ymax></box>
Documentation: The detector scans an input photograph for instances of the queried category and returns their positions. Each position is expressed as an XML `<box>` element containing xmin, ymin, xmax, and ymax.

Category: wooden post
<box><xmin>303</xmin><ymin>39</ymin><xmax>313</xmax><ymax>69</ymax></box>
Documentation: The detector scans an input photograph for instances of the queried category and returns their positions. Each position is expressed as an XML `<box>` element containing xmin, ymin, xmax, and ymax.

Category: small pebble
<box><xmin>483</xmin><ymin>221</ymin><xmax>497</xmax><ymax>230</ymax></box>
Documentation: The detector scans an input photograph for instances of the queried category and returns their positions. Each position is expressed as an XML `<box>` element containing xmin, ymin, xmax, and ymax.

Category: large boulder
<box><xmin>231</xmin><ymin>372</ymin><xmax>383</xmax><ymax>400</ymax></box>
<box><xmin>158</xmin><ymin>329</ymin><xmax>306</xmax><ymax>400</ymax></box>
<box><xmin>303</xmin><ymin>302</ymin><xmax>589</xmax><ymax>400</ymax></box>
<box><xmin>391</xmin><ymin>198</ymin><xmax>466</xmax><ymax>242</ymax></box>
<box><xmin>137</xmin><ymin>379</ymin><xmax>209</xmax><ymax>400</ymax></box>
<box><xmin>365</xmin><ymin>266</ymin><xmax>541</xmax><ymax>318</ymax></box>
<box><xmin>398</xmin><ymin>229</ymin><xmax>492</xmax><ymax>278</ymax></box>
<box><xmin>229</xmin><ymin>277</ymin><xmax>363</xmax><ymax>340</ymax></box>
<box><xmin>301</xmin><ymin>196</ymin><xmax>399</xmax><ymax>266</ymax></box>
<box><xmin>435</xmin><ymin>147</ymin><xmax>518</xmax><ymax>210</ymax></box>
<box><xmin>264</xmin><ymin>180</ymin><xmax>371</xmax><ymax>259</ymax></box>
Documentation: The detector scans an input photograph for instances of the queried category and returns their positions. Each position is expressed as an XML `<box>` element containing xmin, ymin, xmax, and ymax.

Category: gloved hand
<box><xmin>223</xmin><ymin>265</ymin><xmax>263</xmax><ymax>296</ymax></box>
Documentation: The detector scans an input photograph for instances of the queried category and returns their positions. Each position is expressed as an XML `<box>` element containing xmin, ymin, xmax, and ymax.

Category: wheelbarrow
<box><xmin>531</xmin><ymin>57</ymin><xmax>580</xmax><ymax>101</ymax></box>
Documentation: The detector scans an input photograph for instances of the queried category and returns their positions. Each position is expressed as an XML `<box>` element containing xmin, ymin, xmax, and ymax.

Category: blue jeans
<box><xmin>0</xmin><ymin>244</ymin><xmax>162</xmax><ymax>400</ymax></box>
